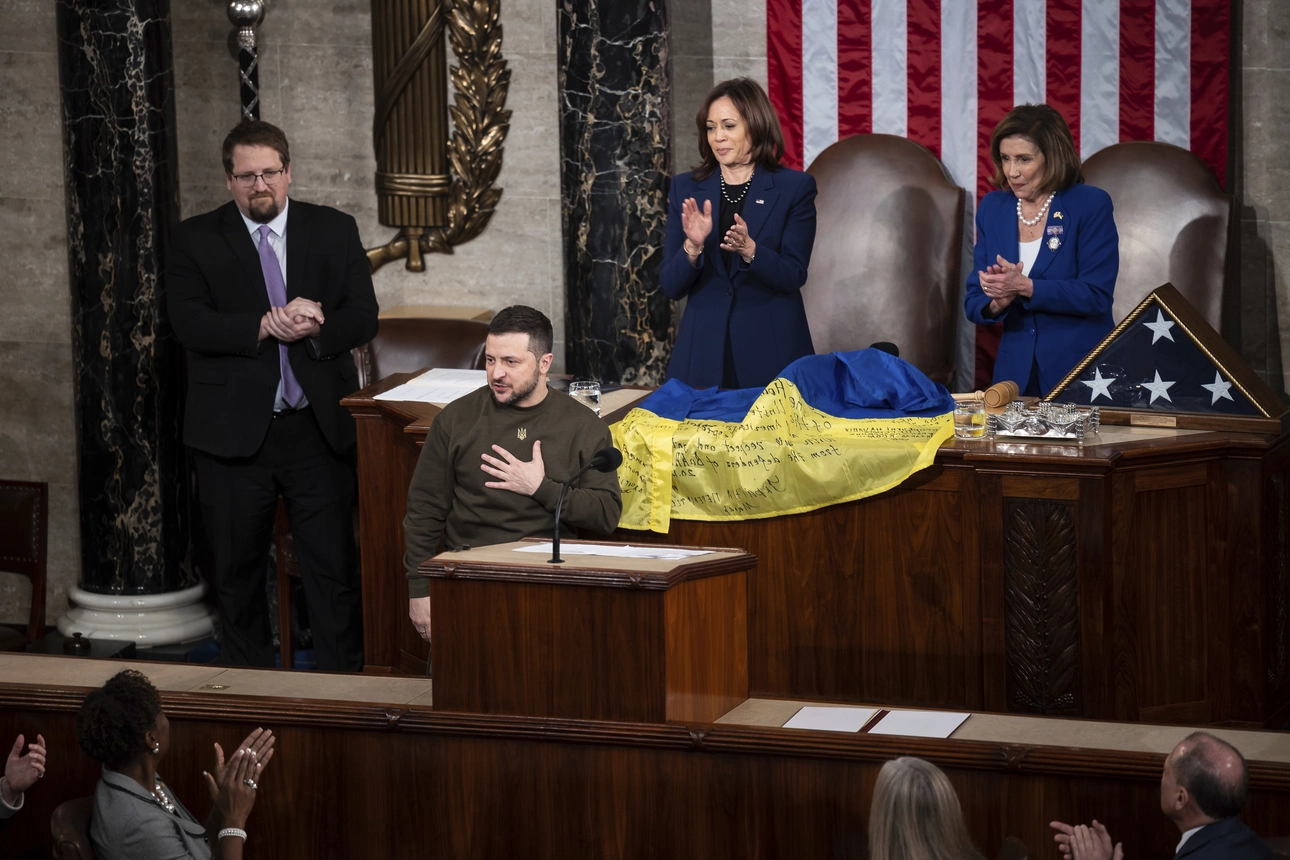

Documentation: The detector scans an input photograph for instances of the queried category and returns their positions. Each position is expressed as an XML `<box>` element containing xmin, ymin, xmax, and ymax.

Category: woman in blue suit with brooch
<box><xmin>661</xmin><ymin>78</ymin><xmax>818</xmax><ymax>390</ymax></box>
<box><xmin>965</xmin><ymin>104</ymin><xmax>1120</xmax><ymax>396</ymax></box>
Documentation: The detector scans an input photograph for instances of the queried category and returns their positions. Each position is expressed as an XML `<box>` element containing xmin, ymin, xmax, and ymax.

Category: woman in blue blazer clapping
<box><xmin>661</xmin><ymin>78</ymin><xmax>818</xmax><ymax>390</ymax></box>
<box><xmin>965</xmin><ymin>104</ymin><xmax>1119</xmax><ymax>396</ymax></box>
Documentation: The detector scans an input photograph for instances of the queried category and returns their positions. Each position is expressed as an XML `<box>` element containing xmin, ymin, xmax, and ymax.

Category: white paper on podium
<box><xmin>512</xmin><ymin>543</ymin><xmax>713</xmax><ymax>560</ymax></box>
<box><xmin>867</xmin><ymin>709</ymin><xmax>970</xmax><ymax>739</ymax></box>
<box><xmin>374</xmin><ymin>368</ymin><xmax>488</xmax><ymax>403</ymax></box>
<box><xmin>781</xmin><ymin>706</ymin><xmax>879</xmax><ymax>733</ymax></box>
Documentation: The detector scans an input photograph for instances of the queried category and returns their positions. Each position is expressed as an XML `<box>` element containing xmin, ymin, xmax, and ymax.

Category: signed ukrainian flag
<box><xmin>611</xmin><ymin>349</ymin><xmax>955</xmax><ymax>532</ymax></box>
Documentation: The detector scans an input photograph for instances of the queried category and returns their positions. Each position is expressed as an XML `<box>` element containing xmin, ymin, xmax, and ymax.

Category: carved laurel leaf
<box><xmin>1004</xmin><ymin>500</ymin><xmax>1081</xmax><ymax>714</ymax></box>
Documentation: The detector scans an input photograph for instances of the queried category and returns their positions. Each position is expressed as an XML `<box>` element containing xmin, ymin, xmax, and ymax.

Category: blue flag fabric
<box><xmin>637</xmin><ymin>348</ymin><xmax>956</xmax><ymax>421</ymax></box>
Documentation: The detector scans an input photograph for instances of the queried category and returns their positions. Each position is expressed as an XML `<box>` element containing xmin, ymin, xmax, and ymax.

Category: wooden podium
<box><xmin>421</xmin><ymin>540</ymin><xmax>755</xmax><ymax>723</ymax></box>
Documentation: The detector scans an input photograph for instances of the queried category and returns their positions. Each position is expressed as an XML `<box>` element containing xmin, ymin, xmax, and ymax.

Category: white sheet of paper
<box><xmin>511</xmin><ymin>543</ymin><xmax>713</xmax><ymax>560</ymax></box>
<box><xmin>781</xmin><ymin>706</ymin><xmax>879</xmax><ymax>733</ymax></box>
<box><xmin>867</xmin><ymin>709</ymin><xmax>970</xmax><ymax>739</ymax></box>
<box><xmin>374</xmin><ymin>368</ymin><xmax>488</xmax><ymax>403</ymax></box>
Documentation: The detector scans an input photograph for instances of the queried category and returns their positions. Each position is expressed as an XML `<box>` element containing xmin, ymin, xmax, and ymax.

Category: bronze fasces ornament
<box><xmin>367</xmin><ymin>0</ymin><xmax>511</xmax><ymax>273</ymax></box>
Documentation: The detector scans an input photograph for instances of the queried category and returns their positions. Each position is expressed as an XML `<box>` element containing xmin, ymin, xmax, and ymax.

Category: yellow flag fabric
<box><xmin>611</xmin><ymin>377</ymin><xmax>954</xmax><ymax>533</ymax></box>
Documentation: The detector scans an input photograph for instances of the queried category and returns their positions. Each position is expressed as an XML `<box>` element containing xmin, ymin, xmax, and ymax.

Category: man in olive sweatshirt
<box><xmin>403</xmin><ymin>305</ymin><xmax>622</xmax><ymax>641</ymax></box>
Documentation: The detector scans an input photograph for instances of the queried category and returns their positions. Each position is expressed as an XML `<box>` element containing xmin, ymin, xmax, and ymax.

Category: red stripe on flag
<box><xmin>906</xmin><ymin>0</ymin><xmax>941</xmax><ymax>157</ymax></box>
<box><xmin>1046</xmin><ymin>0</ymin><xmax>1082</xmax><ymax>153</ymax></box>
<box><xmin>1191</xmin><ymin>0</ymin><xmax>1229</xmax><ymax>188</ymax></box>
<box><xmin>975</xmin><ymin>0</ymin><xmax>1013</xmax><ymax>387</ymax></box>
<box><xmin>767</xmin><ymin>0</ymin><xmax>805</xmax><ymax>170</ymax></box>
<box><xmin>976</xmin><ymin>0</ymin><xmax>1013</xmax><ymax>202</ymax></box>
<box><xmin>837</xmin><ymin>0</ymin><xmax>872</xmax><ymax>139</ymax></box>
<box><xmin>1119</xmin><ymin>0</ymin><xmax>1154</xmax><ymax>142</ymax></box>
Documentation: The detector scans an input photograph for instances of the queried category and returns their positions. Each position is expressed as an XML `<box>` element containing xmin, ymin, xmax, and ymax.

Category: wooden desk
<box><xmin>345</xmin><ymin>375</ymin><xmax>1290</xmax><ymax>727</ymax></box>
<box><xmin>423</xmin><ymin>540</ymin><xmax>753</xmax><ymax>723</ymax></box>
<box><xmin>4</xmin><ymin>654</ymin><xmax>1290</xmax><ymax>860</ymax></box>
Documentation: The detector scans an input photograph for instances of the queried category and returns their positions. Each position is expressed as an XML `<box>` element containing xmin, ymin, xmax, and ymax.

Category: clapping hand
<box><xmin>719</xmin><ymin>213</ymin><xmax>757</xmax><ymax>263</ymax></box>
<box><xmin>681</xmin><ymin>197</ymin><xmax>713</xmax><ymax>261</ymax></box>
<box><xmin>3</xmin><ymin>734</ymin><xmax>46</xmax><ymax>802</ymax></box>
<box><xmin>203</xmin><ymin>728</ymin><xmax>275</xmax><ymax>828</ymax></box>
<box><xmin>979</xmin><ymin>254</ymin><xmax>1033</xmax><ymax>313</ymax></box>
<box><xmin>1051</xmin><ymin>819</ymin><xmax>1123</xmax><ymax>860</ymax></box>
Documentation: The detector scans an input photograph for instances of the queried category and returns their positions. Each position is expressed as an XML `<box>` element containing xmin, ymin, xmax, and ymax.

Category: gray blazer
<box><xmin>90</xmin><ymin>767</ymin><xmax>212</xmax><ymax>860</ymax></box>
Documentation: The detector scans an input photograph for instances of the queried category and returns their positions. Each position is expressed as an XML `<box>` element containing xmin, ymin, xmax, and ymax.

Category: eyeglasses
<box><xmin>230</xmin><ymin>168</ymin><xmax>286</xmax><ymax>188</ymax></box>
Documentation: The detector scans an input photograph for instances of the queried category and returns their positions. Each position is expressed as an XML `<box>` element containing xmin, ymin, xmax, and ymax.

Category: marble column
<box><xmin>558</xmin><ymin>0</ymin><xmax>674</xmax><ymax>385</ymax></box>
<box><xmin>55</xmin><ymin>0</ymin><xmax>204</xmax><ymax>639</ymax></box>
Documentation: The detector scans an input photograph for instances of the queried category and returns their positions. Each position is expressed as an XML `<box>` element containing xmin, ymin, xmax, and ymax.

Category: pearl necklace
<box><xmin>1017</xmin><ymin>192</ymin><xmax>1055</xmax><ymax>227</ymax></box>
<box><xmin>720</xmin><ymin>167</ymin><xmax>753</xmax><ymax>205</ymax></box>
<box><xmin>151</xmin><ymin>776</ymin><xmax>177</xmax><ymax>814</ymax></box>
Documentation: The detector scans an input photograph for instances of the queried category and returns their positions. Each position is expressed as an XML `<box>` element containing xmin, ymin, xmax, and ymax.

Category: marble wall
<box><xmin>1237</xmin><ymin>0</ymin><xmax>1290</xmax><ymax>391</ymax></box>
<box><xmin>169</xmin><ymin>0</ymin><xmax>568</xmax><ymax>366</ymax></box>
<box><xmin>0</xmin><ymin>2</ymin><xmax>81</xmax><ymax>623</ymax></box>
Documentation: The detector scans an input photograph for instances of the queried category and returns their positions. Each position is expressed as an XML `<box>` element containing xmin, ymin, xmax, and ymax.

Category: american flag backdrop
<box><xmin>766</xmin><ymin>0</ymin><xmax>1231</xmax><ymax>200</ymax></box>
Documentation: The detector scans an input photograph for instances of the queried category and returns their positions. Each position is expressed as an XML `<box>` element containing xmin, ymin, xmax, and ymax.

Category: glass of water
<box><xmin>569</xmin><ymin>381</ymin><xmax>601</xmax><ymax>416</ymax></box>
<box><xmin>953</xmin><ymin>399</ymin><xmax>986</xmax><ymax>439</ymax></box>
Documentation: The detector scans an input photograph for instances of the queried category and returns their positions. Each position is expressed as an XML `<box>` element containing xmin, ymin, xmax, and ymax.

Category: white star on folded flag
<box><xmin>1200</xmin><ymin>371</ymin><xmax>1234</xmax><ymax>405</ymax></box>
<box><xmin>1143</xmin><ymin>310</ymin><xmax>1176</xmax><ymax>344</ymax></box>
<box><xmin>1081</xmin><ymin>367</ymin><xmax>1114</xmax><ymax>402</ymax></box>
<box><xmin>1141</xmin><ymin>370</ymin><xmax>1176</xmax><ymax>404</ymax></box>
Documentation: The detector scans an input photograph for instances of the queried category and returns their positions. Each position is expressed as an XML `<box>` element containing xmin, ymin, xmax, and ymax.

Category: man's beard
<box><xmin>247</xmin><ymin>194</ymin><xmax>281</xmax><ymax>224</ymax></box>
<box><xmin>493</xmin><ymin>368</ymin><xmax>541</xmax><ymax>405</ymax></box>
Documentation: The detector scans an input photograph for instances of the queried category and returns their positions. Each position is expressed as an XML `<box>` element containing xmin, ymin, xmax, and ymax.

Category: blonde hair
<box><xmin>868</xmin><ymin>757</ymin><xmax>985</xmax><ymax>860</ymax></box>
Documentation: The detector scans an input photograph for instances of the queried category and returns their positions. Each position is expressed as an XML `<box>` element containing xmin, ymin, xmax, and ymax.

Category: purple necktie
<box><xmin>257</xmin><ymin>225</ymin><xmax>303</xmax><ymax>408</ymax></box>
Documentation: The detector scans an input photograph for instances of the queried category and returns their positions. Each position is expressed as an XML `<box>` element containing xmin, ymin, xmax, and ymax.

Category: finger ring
<box><xmin>244</xmin><ymin>778</ymin><xmax>258</xmax><ymax>790</ymax></box>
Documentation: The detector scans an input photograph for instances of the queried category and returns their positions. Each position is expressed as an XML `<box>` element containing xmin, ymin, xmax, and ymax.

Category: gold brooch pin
<box><xmin>1053</xmin><ymin>211</ymin><xmax>1063</xmax><ymax>219</ymax></box>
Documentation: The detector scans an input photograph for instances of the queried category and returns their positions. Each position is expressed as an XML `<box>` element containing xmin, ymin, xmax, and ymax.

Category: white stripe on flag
<box><xmin>941</xmin><ymin>0</ymin><xmax>977</xmax><ymax>195</ymax></box>
<box><xmin>871</xmin><ymin>0</ymin><xmax>908</xmax><ymax>137</ymax></box>
<box><xmin>1154</xmin><ymin>0</ymin><xmax>1190</xmax><ymax>148</ymax></box>
<box><xmin>1013</xmin><ymin>0</ymin><xmax>1047</xmax><ymax>105</ymax></box>
<box><xmin>801</xmin><ymin>0</ymin><xmax>839</xmax><ymax>167</ymax></box>
<box><xmin>1080</xmin><ymin>0</ymin><xmax>1120</xmax><ymax>159</ymax></box>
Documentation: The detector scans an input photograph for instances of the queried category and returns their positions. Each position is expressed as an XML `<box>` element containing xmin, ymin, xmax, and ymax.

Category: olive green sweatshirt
<box><xmin>402</xmin><ymin>385</ymin><xmax>622</xmax><ymax>597</ymax></box>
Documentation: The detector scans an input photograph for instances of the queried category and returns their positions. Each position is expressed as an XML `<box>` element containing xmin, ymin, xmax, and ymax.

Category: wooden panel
<box><xmin>664</xmin><ymin>572</ymin><xmax>748</xmax><ymax>723</ymax></box>
<box><xmin>1128</xmin><ymin>473</ymin><xmax>1212</xmax><ymax>718</ymax></box>
<box><xmin>7</xmin><ymin>687</ymin><xmax>1290</xmax><ymax>860</ymax></box>
<box><xmin>1000</xmin><ymin>475</ymin><xmax>1081</xmax><ymax>500</ymax></box>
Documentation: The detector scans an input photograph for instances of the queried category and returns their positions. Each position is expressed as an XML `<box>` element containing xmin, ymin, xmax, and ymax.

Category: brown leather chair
<box><xmin>51</xmin><ymin>796</ymin><xmax>97</xmax><ymax>860</ymax></box>
<box><xmin>276</xmin><ymin>316</ymin><xmax>491</xmax><ymax>668</ymax></box>
<box><xmin>1267</xmin><ymin>836</ymin><xmax>1290</xmax><ymax>860</ymax></box>
<box><xmin>352</xmin><ymin>316</ymin><xmax>490</xmax><ymax>388</ymax></box>
<box><xmin>1081</xmin><ymin>141</ymin><xmax>1232</xmax><ymax>329</ymax></box>
<box><xmin>803</xmin><ymin>133</ymin><xmax>967</xmax><ymax>386</ymax></box>
<box><xmin>0</xmin><ymin>480</ymin><xmax>48</xmax><ymax>651</ymax></box>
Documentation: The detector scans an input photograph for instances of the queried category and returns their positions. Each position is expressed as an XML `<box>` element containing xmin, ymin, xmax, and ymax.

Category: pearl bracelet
<box><xmin>218</xmin><ymin>827</ymin><xmax>248</xmax><ymax>841</ymax></box>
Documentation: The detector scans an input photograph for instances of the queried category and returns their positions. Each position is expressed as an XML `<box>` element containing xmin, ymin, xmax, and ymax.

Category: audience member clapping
<box><xmin>0</xmin><ymin>732</ymin><xmax>47</xmax><ymax>818</ymax></box>
<box><xmin>1050</xmin><ymin>731</ymin><xmax>1273</xmax><ymax>860</ymax></box>
<box><xmin>868</xmin><ymin>756</ymin><xmax>986</xmax><ymax>860</ymax></box>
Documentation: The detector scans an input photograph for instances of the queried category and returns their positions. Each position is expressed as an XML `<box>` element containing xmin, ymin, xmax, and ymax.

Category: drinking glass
<box><xmin>954</xmin><ymin>399</ymin><xmax>986</xmax><ymax>439</ymax></box>
<box><xmin>569</xmin><ymin>381</ymin><xmax>601</xmax><ymax>416</ymax></box>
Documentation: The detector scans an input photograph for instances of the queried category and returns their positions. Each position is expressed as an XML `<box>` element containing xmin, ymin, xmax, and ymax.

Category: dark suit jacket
<box><xmin>166</xmin><ymin>199</ymin><xmax>379</xmax><ymax>458</ymax></box>
<box><xmin>661</xmin><ymin>166</ymin><xmax>817</xmax><ymax>390</ymax></box>
<box><xmin>1175</xmin><ymin>816</ymin><xmax>1274</xmax><ymax>860</ymax></box>
<box><xmin>964</xmin><ymin>183</ymin><xmax>1119</xmax><ymax>394</ymax></box>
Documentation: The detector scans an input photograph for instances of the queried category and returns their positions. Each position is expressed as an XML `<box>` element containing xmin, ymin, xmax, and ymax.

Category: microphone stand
<box><xmin>549</xmin><ymin>449</ymin><xmax>620</xmax><ymax>564</ymax></box>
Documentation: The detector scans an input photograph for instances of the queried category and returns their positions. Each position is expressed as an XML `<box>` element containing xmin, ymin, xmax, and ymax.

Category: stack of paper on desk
<box><xmin>374</xmin><ymin>368</ymin><xmax>488</xmax><ymax>403</ymax></box>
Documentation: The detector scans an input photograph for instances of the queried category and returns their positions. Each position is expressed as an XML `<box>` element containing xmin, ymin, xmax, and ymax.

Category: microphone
<box><xmin>549</xmin><ymin>446</ymin><xmax>622</xmax><ymax>564</ymax></box>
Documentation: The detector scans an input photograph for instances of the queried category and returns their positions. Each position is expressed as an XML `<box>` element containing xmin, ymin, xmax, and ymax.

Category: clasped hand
<box><xmin>979</xmin><ymin>254</ymin><xmax>1033</xmax><ymax>313</ymax></box>
<box><xmin>681</xmin><ymin>197</ymin><xmax>756</xmax><ymax>263</ymax></box>
<box><xmin>259</xmin><ymin>297</ymin><xmax>324</xmax><ymax>342</ymax></box>
<box><xmin>481</xmin><ymin>441</ymin><xmax>545</xmax><ymax>497</ymax></box>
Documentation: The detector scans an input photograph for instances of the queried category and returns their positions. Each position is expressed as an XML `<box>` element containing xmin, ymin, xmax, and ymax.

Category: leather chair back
<box><xmin>1081</xmin><ymin>141</ymin><xmax>1231</xmax><ymax>329</ymax></box>
<box><xmin>51</xmin><ymin>796</ymin><xmax>97</xmax><ymax>860</ymax></box>
<box><xmin>353</xmin><ymin>317</ymin><xmax>491</xmax><ymax>388</ymax></box>
<box><xmin>804</xmin><ymin>134</ymin><xmax>966</xmax><ymax>385</ymax></box>
<box><xmin>0</xmin><ymin>480</ymin><xmax>47</xmax><ymax>647</ymax></box>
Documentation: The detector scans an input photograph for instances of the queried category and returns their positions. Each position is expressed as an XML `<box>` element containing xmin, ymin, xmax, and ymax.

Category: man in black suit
<box><xmin>1051</xmin><ymin>731</ymin><xmax>1273</xmax><ymax>860</ymax></box>
<box><xmin>166</xmin><ymin>121</ymin><xmax>378</xmax><ymax>671</ymax></box>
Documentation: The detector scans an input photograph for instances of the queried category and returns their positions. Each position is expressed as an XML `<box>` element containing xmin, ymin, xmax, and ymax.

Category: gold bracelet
<box><xmin>683</xmin><ymin>241</ymin><xmax>700</xmax><ymax>258</ymax></box>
